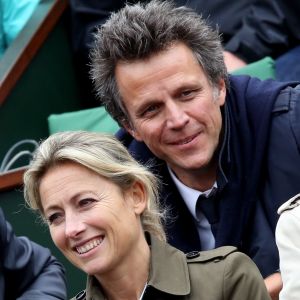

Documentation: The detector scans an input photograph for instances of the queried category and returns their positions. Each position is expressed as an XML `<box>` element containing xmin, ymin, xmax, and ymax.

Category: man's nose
<box><xmin>166</xmin><ymin>102</ymin><xmax>189</xmax><ymax>129</ymax></box>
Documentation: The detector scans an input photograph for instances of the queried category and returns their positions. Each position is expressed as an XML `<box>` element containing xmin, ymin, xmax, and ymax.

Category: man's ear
<box><xmin>123</xmin><ymin>121</ymin><xmax>134</xmax><ymax>136</ymax></box>
<box><xmin>125</xmin><ymin>181</ymin><xmax>147</xmax><ymax>216</ymax></box>
<box><xmin>122</xmin><ymin>121</ymin><xmax>143</xmax><ymax>141</ymax></box>
<box><xmin>217</xmin><ymin>79</ymin><xmax>226</xmax><ymax>106</ymax></box>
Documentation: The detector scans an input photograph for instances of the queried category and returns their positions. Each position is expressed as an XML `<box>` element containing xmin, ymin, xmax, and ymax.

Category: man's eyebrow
<box><xmin>171</xmin><ymin>82</ymin><xmax>202</xmax><ymax>96</ymax></box>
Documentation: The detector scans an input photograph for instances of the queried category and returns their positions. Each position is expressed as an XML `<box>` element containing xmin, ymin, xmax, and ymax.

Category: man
<box><xmin>90</xmin><ymin>1</ymin><xmax>300</xmax><ymax>298</ymax></box>
<box><xmin>0</xmin><ymin>208</ymin><xmax>66</xmax><ymax>299</ymax></box>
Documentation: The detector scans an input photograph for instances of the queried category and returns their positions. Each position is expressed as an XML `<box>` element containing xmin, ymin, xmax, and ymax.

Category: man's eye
<box><xmin>142</xmin><ymin>105</ymin><xmax>160</xmax><ymax>117</ymax></box>
<box><xmin>182</xmin><ymin>90</ymin><xmax>192</xmax><ymax>97</ymax></box>
<box><xmin>180</xmin><ymin>88</ymin><xmax>201</xmax><ymax>99</ymax></box>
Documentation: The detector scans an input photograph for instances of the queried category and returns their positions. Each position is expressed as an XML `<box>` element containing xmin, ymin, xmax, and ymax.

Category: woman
<box><xmin>24</xmin><ymin>131</ymin><xmax>270</xmax><ymax>300</ymax></box>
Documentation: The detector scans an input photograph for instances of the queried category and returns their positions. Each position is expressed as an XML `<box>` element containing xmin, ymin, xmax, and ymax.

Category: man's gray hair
<box><xmin>90</xmin><ymin>0</ymin><xmax>228</xmax><ymax>126</ymax></box>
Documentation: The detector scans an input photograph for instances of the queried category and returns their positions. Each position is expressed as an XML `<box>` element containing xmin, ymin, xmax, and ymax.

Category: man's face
<box><xmin>115</xmin><ymin>42</ymin><xmax>226</xmax><ymax>187</ymax></box>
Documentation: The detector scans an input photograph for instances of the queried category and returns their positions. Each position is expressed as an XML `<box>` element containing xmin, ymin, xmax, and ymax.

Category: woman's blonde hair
<box><xmin>24</xmin><ymin>131</ymin><xmax>166</xmax><ymax>241</ymax></box>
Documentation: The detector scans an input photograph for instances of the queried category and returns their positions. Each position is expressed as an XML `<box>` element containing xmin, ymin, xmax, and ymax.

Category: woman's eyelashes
<box><xmin>47</xmin><ymin>212</ymin><xmax>63</xmax><ymax>225</ymax></box>
<box><xmin>78</xmin><ymin>198</ymin><xmax>97</xmax><ymax>208</ymax></box>
<box><xmin>46</xmin><ymin>197</ymin><xmax>98</xmax><ymax>225</ymax></box>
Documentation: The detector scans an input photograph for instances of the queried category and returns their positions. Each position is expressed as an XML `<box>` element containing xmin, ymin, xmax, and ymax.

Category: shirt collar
<box><xmin>168</xmin><ymin>166</ymin><xmax>200</xmax><ymax>219</ymax></box>
<box><xmin>168</xmin><ymin>165</ymin><xmax>217</xmax><ymax>220</ymax></box>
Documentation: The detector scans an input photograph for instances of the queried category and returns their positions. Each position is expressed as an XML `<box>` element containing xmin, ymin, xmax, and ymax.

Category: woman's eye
<box><xmin>79</xmin><ymin>198</ymin><xmax>95</xmax><ymax>207</ymax></box>
<box><xmin>47</xmin><ymin>213</ymin><xmax>63</xmax><ymax>225</ymax></box>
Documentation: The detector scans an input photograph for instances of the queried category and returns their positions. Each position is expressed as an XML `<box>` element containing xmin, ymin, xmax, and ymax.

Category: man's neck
<box><xmin>169</xmin><ymin>161</ymin><xmax>217</xmax><ymax>192</ymax></box>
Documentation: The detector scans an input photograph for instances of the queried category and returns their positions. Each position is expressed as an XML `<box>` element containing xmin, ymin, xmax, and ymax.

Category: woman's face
<box><xmin>39</xmin><ymin>162</ymin><xmax>147</xmax><ymax>277</ymax></box>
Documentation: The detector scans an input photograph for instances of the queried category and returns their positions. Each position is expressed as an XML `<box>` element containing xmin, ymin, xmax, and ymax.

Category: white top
<box><xmin>168</xmin><ymin>166</ymin><xmax>216</xmax><ymax>250</ymax></box>
<box><xmin>276</xmin><ymin>193</ymin><xmax>300</xmax><ymax>300</ymax></box>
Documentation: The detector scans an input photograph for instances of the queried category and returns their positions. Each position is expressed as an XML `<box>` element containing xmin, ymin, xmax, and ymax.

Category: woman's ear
<box><xmin>125</xmin><ymin>181</ymin><xmax>147</xmax><ymax>215</ymax></box>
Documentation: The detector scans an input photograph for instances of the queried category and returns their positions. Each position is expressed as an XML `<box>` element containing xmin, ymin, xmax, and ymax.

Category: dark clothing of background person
<box><xmin>0</xmin><ymin>208</ymin><xmax>66</xmax><ymax>300</ymax></box>
<box><xmin>69</xmin><ymin>0</ymin><xmax>300</xmax><ymax>106</ymax></box>
<box><xmin>116</xmin><ymin>75</ymin><xmax>300</xmax><ymax>279</ymax></box>
<box><xmin>69</xmin><ymin>0</ymin><xmax>127</xmax><ymax>107</ymax></box>
<box><xmin>196</xmin><ymin>0</ymin><xmax>300</xmax><ymax>63</ymax></box>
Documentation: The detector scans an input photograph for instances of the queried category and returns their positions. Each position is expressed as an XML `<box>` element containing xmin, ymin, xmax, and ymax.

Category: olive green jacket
<box><xmin>71</xmin><ymin>233</ymin><xmax>270</xmax><ymax>300</ymax></box>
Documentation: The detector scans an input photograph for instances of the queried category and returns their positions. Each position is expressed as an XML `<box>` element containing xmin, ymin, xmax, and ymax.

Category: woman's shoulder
<box><xmin>186</xmin><ymin>246</ymin><xmax>239</xmax><ymax>287</ymax></box>
<box><xmin>186</xmin><ymin>246</ymin><xmax>238</xmax><ymax>265</ymax></box>
<box><xmin>186</xmin><ymin>247</ymin><xmax>268</xmax><ymax>300</ymax></box>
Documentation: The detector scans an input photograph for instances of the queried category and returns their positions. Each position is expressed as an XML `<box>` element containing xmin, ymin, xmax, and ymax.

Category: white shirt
<box><xmin>168</xmin><ymin>166</ymin><xmax>216</xmax><ymax>250</ymax></box>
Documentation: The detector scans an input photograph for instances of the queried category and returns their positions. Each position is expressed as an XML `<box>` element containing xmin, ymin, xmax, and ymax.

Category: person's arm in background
<box><xmin>223</xmin><ymin>51</ymin><xmax>247</xmax><ymax>72</ymax></box>
<box><xmin>224</xmin><ymin>0</ymin><xmax>290</xmax><ymax>71</ymax></box>
<box><xmin>0</xmin><ymin>208</ymin><xmax>66</xmax><ymax>299</ymax></box>
<box><xmin>264</xmin><ymin>273</ymin><xmax>282</xmax><ymax>300</ymax></box>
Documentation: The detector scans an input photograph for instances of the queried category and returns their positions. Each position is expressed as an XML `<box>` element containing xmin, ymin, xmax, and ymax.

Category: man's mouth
<box><xmin>75</xmin><ymin>237</ymin><xmax>103</xmax><ymax>254</ymax></box>
<box><xmin>170</xmin><ymin>132</ymin><xmax>199</xmax><ymax>145</ymax></box>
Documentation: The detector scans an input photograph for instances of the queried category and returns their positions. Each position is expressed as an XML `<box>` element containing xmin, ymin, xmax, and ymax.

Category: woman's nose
<box><xmin>65</xmin><ymin>214</ymin><xmax>85</xmax><ymax>238</ymax></box>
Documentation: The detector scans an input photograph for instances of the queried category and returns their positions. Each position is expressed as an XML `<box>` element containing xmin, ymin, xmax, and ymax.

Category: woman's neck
<box><xmin>96</xmin><ymin>236</ymin><xmax>150</xmax><ymax>300</ymax></box>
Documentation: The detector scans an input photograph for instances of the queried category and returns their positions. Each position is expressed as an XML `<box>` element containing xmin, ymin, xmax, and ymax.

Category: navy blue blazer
<box><xmin>117</xmin><ymin>76</ymin><xmax>300</xmax><ymax>278</ymax></box>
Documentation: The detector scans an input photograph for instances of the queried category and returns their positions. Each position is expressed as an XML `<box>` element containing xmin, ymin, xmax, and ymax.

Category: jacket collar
<box><xmin>216</xmin><ymin>103</ymin><xmax>230</xmax><ymax>191</ymax></box>
<box><xmin>147</xmin><ymin>233</ymin><xmax>190</xmax><ymax>295</ymax></box>
<box><xmin>84</xmin><ymin>233</ymin><xmax>190</xmax><ymax>299</ymax></box>
<box><xmin>85</xmin><ymin>276</ymin><xmax>104</xmax><ymax>300</ymax></box>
